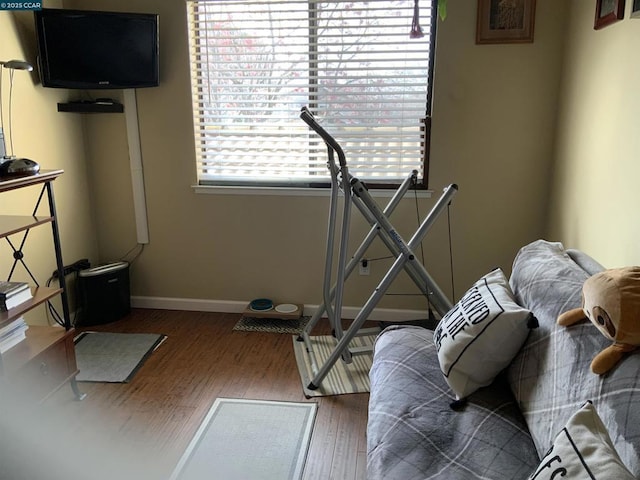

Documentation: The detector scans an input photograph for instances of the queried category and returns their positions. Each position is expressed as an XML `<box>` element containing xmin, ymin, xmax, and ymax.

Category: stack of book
<box><xmin>0</xmin><ymin>281</ymin><xmax>32</xmax><ymax>311</ymax></box>
<box><xmin>0</xmin><ymin>317</ymin><xmax>28</xmax><ymax>353</ymax></box>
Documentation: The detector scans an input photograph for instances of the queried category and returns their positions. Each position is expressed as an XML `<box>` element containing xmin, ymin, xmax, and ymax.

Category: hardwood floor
<box><xmin>45</xmin><ymin>309</ymin><xmax>371</xmax><ymax>479</ymax></box>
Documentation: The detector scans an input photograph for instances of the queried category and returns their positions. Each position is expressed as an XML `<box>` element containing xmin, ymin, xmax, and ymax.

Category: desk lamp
<box><xmin>0</xmin><ymin>59</ymin><xmax>40</xmax><ymax>179</ymax></box>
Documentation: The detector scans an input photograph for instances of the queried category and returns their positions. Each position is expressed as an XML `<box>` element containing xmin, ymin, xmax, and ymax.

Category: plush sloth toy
<box><xmin>558</xmin><ymin>266</ymin><xmax>640</xmax><ymax>375</ymax></box>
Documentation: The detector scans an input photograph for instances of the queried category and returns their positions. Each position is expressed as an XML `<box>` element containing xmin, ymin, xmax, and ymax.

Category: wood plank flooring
<box><xmin>45</xmin><ymin>309</ymin><xmax>372</xmax><ymax>480</ymax></box>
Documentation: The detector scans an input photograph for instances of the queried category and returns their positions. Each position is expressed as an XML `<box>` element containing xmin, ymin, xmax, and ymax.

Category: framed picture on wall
<box><xmin>476</xmin><ymin>0</ymin><xmax>536</xmax><ymax>44</ymax></box>
<box><xmin>594</xmin><ymin>0</ymin><xmax>625</xmax><ymax>29</ymax></box>
<box><xmin>632</xmin><ymin>0</ymin><xmax>640</xmax><ymax>18</ymax></box>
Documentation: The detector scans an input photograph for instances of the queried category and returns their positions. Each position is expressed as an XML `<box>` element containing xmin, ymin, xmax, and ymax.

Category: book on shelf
<box><xmin>0</xmin><ymin>317</ymin><xmax>28</xmax><ymax>354</ymax></box>
<box><xmin>0</xmin><ymin>281</ymin><xmax>32</xmax><ymax>311</ymax></box>
<box><xmin>0</xmin><ymin>280</ymin><xmax>29</xmax><ymax>297</ymax></box>
<box><xmin>0</xmin><ymin>316</ymin><xmax>27</xmax><ymax>336</ymax></box>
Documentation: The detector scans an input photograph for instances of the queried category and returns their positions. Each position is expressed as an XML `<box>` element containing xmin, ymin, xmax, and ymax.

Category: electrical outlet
<box><xmin>359</xmin><ymin>259</ymin><xmax>370</xmax><ymax>276</ymax></box>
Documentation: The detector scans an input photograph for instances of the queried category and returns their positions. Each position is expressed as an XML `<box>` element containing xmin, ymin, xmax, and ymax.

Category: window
<box><xmin>186</xmin><ymin>0</ymin><xmax>437</xmax><ymax>188</ymax></box>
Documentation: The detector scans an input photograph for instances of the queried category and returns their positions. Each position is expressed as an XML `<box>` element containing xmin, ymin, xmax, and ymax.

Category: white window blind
<box><xmin>186</xmin><ymin>0</ymin><xmax>436</xmax><ymax>187</ymax></box>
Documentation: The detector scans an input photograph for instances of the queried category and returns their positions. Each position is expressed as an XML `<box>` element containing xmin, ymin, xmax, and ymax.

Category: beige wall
<box><xmin>60</xmin><ymin>0</ymin><xmax>568</xmax><ymax>314</ymax></box>
<box><xmin>3</xmin><ymin>1</ymin><xmax>634</xmax><ymax>318</ymax></box>
<box><xmin>430</xmin><ymin>0</ymin><xmax>567</xmax><ymax>288</ymax></box>
<box><xmin>548</xmin><ymin>0</ymin><xmax>640</xmax><ymax>268</ymax></box>
<box><xmin>0</xmin><ymin>7</ymin><xmax>98</xmax><ymax>325</ymax></box>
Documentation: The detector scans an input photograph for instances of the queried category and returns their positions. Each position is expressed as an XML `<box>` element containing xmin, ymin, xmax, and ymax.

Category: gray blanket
<box><xmin>368</xmin><ymin>326</ymin><xmax>539</xmax><ymax>479</ymax></box>
<box><xmin>507</xmin><ymin>240</ymin><xmax>640</xmax><ymax>475</ymax></box>
<box><xmin>367</xmin><ymin>239</ymin><xmax>640</xmax><ymax>479</ymax></box>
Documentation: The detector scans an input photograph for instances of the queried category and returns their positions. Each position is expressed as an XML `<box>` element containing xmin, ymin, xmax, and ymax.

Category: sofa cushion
<box><xmin>527</xmin><ymin>401</ymin><xmax>634</xmax><ymax>479</ymax></box>
<box><xmin>434</xmin><ymin>268</ymin><xmax>534</xmax><ymax>400</ymax></box>
<box><xmin>508</xmin><ymin>239</ymin><xmax>640</xmax><ymax>476</ymax></box>
<box><xmin>368</xmin><ymin>325</ymin><xmax>539</xmax><ymax>480</ymax></box>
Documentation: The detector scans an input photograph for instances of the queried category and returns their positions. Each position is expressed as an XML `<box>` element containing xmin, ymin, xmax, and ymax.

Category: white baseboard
<box><xmin>130</xmin><ymin>296</ymin><xmax>431</xmax><ymax>322</ymax></box>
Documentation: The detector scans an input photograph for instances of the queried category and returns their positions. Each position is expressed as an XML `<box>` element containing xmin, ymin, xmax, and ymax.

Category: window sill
<box><xmin>192</xmin><ymin>184</ymin><xmax>434</xmax><ymax>198</ymax></box>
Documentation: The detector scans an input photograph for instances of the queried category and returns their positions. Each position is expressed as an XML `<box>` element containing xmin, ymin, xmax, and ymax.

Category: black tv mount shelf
<box><xmin>57</xmin><ymin>101</ymin><xmax>124</xmax><ymax>113</ymax></box>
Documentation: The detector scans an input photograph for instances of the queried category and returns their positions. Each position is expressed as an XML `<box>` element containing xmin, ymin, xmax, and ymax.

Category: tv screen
<box><xmin>34</xmin><ymin>8</ymin><xmax>159</xmax><ymax>89</ymax></box>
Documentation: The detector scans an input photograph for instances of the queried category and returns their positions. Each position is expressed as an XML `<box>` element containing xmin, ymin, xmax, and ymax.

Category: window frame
<box><xmin>186</xmin><ymin>0</ymin><xmax>438</xmax><ymax>191</ymax></box>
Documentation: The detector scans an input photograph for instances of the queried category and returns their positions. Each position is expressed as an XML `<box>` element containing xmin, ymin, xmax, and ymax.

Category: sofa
<box><xmin>367</xmin><ymin>240</ymin><xmax>640</xmax><ymax>479</ymax></box>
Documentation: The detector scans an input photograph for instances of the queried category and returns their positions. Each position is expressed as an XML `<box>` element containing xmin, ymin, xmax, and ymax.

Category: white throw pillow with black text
<box><xmin>528</xmin><ymin>401</ymin><xmax>634</xmax><ymax>479</ymax></box>
<box><xmin>434</xmin><ymin>268</ymin><xmax>533</xmax><ymax>400</ymax></box>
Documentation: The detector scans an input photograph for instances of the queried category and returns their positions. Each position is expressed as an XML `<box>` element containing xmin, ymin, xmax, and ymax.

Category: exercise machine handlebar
<box><xmin>300</xmin><ymin>107</ymin><xmax>347</xmax><ymax>168</ymax></box>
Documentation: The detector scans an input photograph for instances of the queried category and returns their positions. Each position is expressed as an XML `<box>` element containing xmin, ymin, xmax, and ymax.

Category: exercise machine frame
<box><xmin>298</xmin><ymin>107</ymin><xmax>458</xmax><ymax>391</ymax></box>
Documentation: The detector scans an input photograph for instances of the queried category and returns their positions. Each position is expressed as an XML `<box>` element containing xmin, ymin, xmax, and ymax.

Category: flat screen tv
<box><xmin>34</xmin><ymin>8</ymin><xmax>159</xmax><ymax>89</ymax></box>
